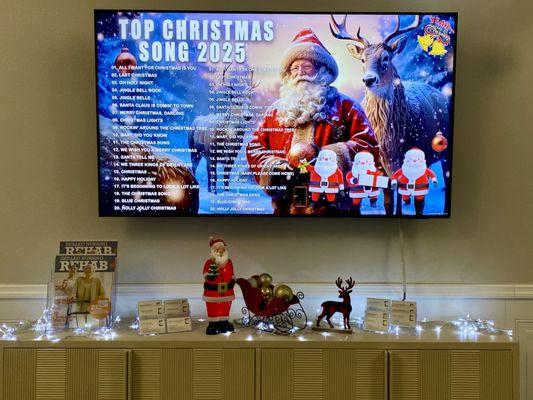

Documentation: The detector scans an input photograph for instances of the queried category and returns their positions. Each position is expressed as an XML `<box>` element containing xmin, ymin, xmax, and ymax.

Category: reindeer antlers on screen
<box><xmin>383</xmin><ymin>15</ymin><xmax>423</xmax><ymax>45</ymax></box>
<box><xmin>329</xmin><ymin>15</ymin><xmax>370</xmax><ymax>48</ymax></box>
<box><xmin>247</xmin><ymin>69</ymin><xmax>260</xmax><ymax>90</ymax></box>
<box><xmin>330</xmin><ymin>14</ymin><xmax>423</xmax><ymax>47</ymax></box>
<box><xmin>221</xmin><ymin>63</ymin><xmax>235</xmax><ymax>91</ymax></box>
<box><xmin>222</xmin><ymin>63</ymin><xmax>260</xmax><ymax>92</ymax></box>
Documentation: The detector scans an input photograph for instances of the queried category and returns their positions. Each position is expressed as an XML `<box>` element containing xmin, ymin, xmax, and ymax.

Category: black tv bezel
<box><xmin>94</xmin><ymin>9</ymin><xmax>458</xmax><ymax>219</ymax></box>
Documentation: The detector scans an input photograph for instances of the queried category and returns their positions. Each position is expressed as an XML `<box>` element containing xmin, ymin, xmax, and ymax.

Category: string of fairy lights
<box><xmin>0</xmin><ymin>308</ymin><xmax>513</xmax><ymax>342</ymax></box>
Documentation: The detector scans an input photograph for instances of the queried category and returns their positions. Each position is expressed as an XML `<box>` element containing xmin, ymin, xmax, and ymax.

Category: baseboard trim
<box><xmin>1</xmin><ymin>283</ymin><xmax>532</xmax><ymax>300</ymax></box>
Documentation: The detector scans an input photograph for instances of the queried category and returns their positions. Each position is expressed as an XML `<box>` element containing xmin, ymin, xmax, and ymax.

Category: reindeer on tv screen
<box><xmin>189</xmin><ymin>64</ymin><xmax>259</xmax><ymax>194</ymax></box>
<box><xmin>330</xmin><ymin>15</ymin><xmax>451</xmax><ymax>214</ymax></box>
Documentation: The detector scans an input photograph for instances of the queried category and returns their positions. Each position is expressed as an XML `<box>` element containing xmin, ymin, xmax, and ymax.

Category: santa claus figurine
<box><xmin>203</xmin><ymin>237</ymin><xmax>235</xmax><ymax>335</ymax></box>
<box><xmin>391</xmin><ymin>148</ymin><xmax>438</xmax><ymax>216</ymax></box>
<box><xmin>303</xmin><ymin>149</ymin><xmax>344</xmax><ymax>202</ymax></box>
<box><xmin>346</xmin><ymin>151</ymin><xmax>382</xmax><ymax>209</ymax></box>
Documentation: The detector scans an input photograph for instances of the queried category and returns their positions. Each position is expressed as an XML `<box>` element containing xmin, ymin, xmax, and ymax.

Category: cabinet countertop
<box><xmin>0</xmin><ymin>322</ymin><xmax>516</xmax><ymax>349</ymax></box>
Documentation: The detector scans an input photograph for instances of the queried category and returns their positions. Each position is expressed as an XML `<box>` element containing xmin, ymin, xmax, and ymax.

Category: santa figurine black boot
<box><xmin>206</xmin><ymin>322</ymin><xmax>219</xmax><ymax>335</ymax></box>
<box><xmin>214</xmin><ymin>320</ymin><xmax>225</xmax><ymax>333</ymax></box>
<box><xmin>222</xmin><ymin>320</ymin><xmax>235</xmax><ymax>332</ymax></box>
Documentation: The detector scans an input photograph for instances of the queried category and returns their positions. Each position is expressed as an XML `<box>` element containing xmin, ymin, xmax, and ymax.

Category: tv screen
<box><xmin>95</xmin><ymin>10</ymin><xmax>457</xmax><ymax>217</ymax></box>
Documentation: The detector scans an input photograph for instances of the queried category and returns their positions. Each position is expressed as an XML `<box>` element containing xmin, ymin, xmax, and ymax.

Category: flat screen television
<box><xmin>95</xmin><ymin>10</ymin><xmax>457</xmax><ymax>217</ymax></box>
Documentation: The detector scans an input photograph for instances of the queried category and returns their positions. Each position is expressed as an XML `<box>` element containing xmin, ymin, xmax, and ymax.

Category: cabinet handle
<box><xmin>125</xmin><ymin>349</ymin><xmax>132</xmax><ymax>400</ymax></box>
<box><xmin>384</xmin><ymin>350</ymin><xmax>389</xmax><ymax>400</ymax></box>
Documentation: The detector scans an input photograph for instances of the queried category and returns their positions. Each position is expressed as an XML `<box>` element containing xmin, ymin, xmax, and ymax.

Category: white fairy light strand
<box><xmin>0</xmin><ymin>309</ymin><xmax>514</xmax><ymax>341</ymax></box>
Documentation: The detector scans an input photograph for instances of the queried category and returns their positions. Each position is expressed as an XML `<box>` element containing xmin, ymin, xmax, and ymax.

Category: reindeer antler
<box><xmin>329</xmin><ymin>15</ymin><xmax>370</xmax><ymax>48</ymax></box>
<box><xmin>247</xmin><ymin>69</ymin><xmax>260</xmax><ymax>90</ymax></box>
<box><xmin>384</xmin><ymin>14</ymin><xmax>422</xmax><ymax>46</ymax></box>
<box><xmin>344</xmin><ymin>277</ymin><xmax>355</xmax><ymax>291</ymax></box>
<box><xmin>335</xmin><ymin>277</ymin><xmax>344</xmax><ymax>290</ymax></box>
<box><xmin>222</xmin><ymin>63</ymin><xmax>235</xmax><ymax>91</ymax></box>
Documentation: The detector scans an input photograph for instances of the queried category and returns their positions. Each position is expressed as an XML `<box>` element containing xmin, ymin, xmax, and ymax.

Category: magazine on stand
<box><xmin>50</xmin><ymin>254</ymin><xmax>116</xmax><ymax>329</ymax></box>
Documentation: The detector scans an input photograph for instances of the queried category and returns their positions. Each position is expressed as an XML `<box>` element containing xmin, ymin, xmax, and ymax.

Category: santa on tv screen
<box><xmin>96</xmin><ymin>11</ymin><xmax>456</xmax><ymax>217</ymax></box>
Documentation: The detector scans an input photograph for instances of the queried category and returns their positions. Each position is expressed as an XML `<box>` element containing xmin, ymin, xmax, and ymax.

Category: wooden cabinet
<box><xmin>3</xmin><ymin>348</ymin><xmax>127</xmax><ymax>400</ymax></box>
<box><xmin>130</xmin><ymin>348</ymin><xmax>254</xmax><ymax>400</ymax></box>
<box><xmin>0</xmin><ymin>330</ymin><xmax>518</xmax><ymax>400</ymax></box>
<box><xmin>2</xmin><ymin>347</ymin><xmax>254</xmax><ymax>400</ymax></box>
<box><xmin>262</xmin><ymin>349</ymin><xmax>386</xmax><ymax>400</ymax></box>
<box><xmin>389</xmin><ymin>349</ymin><xmax>514</xmax><ymax>400</ymax></box>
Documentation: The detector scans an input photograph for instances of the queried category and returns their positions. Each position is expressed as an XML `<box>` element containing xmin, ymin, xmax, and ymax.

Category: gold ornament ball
<box><xmin>258</xmin><ymin>273</ymin><xmax>273</xmax><ymax>288</ymax></box>
<box><xmin>431</xmin><ymin>132</ymin><xmax>448</xmax><ymax>152</ymax></box>
<box><xmin>274</xmin><ymin>284</ymin><xmax>294</xmax><ymax>303</ymax></box>
<box><xmin>247</xmin><ymin>277</ymin><xmax>259</xmax><ymax>288</ymax></box>
<box><xmin>260</xmin><ymin>286</ymin><xmax>273</xmax><ymax>299</ymax></box>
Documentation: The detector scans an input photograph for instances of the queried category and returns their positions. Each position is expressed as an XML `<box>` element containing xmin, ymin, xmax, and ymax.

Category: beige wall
<box><xmin>1</xmin><ymin>0</ymin><xmax>531</xmax><ymax>286</ymax></box>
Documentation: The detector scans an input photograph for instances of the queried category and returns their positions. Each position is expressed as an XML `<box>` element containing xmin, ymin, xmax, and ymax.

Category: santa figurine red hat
<box><xmin>209</xmin><ymin>236</ymin><xmax>226</xmax><ymax>248</ymax></box>
<box><xmin>280</xmin><ymin>29</ymin><xmax>338</xmax><ymax>83</ymax></box>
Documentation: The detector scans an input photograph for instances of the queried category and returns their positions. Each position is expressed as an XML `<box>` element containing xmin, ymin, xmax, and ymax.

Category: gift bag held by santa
<box><xmin>202</xmin><ymin>237</ymin><xmax>236</xmax><ymax>335</ymax></box>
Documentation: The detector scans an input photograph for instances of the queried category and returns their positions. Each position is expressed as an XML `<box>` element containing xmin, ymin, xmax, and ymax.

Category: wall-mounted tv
<box><xmin>95</xmin><ymin>10</ymin><xmax>457</xmax><ymax>217</ymax></box>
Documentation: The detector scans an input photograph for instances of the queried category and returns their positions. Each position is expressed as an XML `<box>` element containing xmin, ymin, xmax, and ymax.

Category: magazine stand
<box><xmin>48</xmin><ymin>257</ymin><xmax>117</xmax><ymax>331</ymax></box>
<box><xmin>65</xmin><ymin>300</ymin><xmax>91</xmax><ymax>329</ymax></box>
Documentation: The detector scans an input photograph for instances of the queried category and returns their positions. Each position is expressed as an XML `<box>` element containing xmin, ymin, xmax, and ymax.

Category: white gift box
<box><xmin>358</xmin><ymin>172</ymin><xmax>389</xmax><ymax>189</ymax></box>
<box><xmin>390</xmin><ymin>300</ymin><xmax>417</xmax><ymax>328</ymax></box>
<box><xmin>363</xmin><ymin>315</ymin><xmax>390</xmax><ymax>331</ymax></box>
<box><xmin>137</xmin><ymin>300</ymin><xmax>164</xmax><ymax>319</ymax></box>
<box><xmin>166</xmin><ymin>317</ymin><xmax>192</xmax><ymax>333</ymax></box>
<box><xmin>163</xmin><ymin>299</ymin><xmax>190</xmax><ymax>317</ymax></box>
<box><xmin>364</xmin><ymin>310</ymin><xmax>389</xmax><ymax>320</ymax></box>
<box><xmin>366</xmin><ymin>298</ymin><xmax>391</xmax><ymax>311</ymax></box>
<box><xmin>138</xmin><ymin>318</ymin><xmax>166</xmax><ymax>335</ymax></box>
<box><xmin>390</xmin><ymin>311</ymin><xmax>417</xmax><ymax>327</ymax></box>
<box><xmin>391</xmin><ymin>300</ymin><xmax>417</xmax><ymax>314</ymax></box>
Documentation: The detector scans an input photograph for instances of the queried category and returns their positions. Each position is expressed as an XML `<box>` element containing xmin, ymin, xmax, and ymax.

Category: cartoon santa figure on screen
<box><xmin>391</xmin><ymin>148</ymin><xmax>438</xmax><ymax>215</ymax></box>
<box><xmin>346</xmin><ymin>150</ymin><xmax>382</xmax><ymax>209</ymax></box>
<box><xmin>202</xmin><ymin>237</ymin><xmax>235</xmax><ymax>335</ymax></box>
<box><xmin>303</xmin><ymin>149</ymin><xmax>344</xmax><ymax>202</ymax></box>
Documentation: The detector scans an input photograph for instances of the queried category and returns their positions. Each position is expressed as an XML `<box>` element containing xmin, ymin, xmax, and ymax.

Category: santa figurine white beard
<box><xmin>351</xmin><ymin>152</ymin><xmax>377</xmax><ymax>179</ymax></box>
<box><xmin>401</xmin><ymin>152</ymin><xmax>427</xmax><ymax>180</ymax></box>
<box><xmin>315</xmin><ymin>150</ymin><xmax>338</xmax><ymax>179</ymax></box>
<box><xmin>212</xmin><ymin>248</ymin><xmax>229</xmax><ymax>267</ymax></box>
